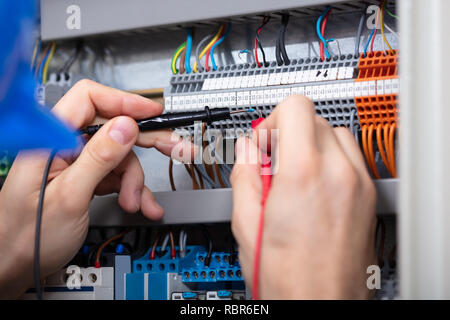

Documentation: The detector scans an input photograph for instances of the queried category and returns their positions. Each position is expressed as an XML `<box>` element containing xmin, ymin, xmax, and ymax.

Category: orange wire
<box><xmin>389</xmin><ymin>123</ymin><xmax>397</xmax><ymax>178</ymax></box>
<box><xmin>383</xmin><ymin>123</ymin><xmax>393</xmax><ymax>175</ymax></box>
<box><xmin>361</xmin><ymin>125</ymin><xmax>373</xmax><ymax>176</ymax></box>
<box><xmin>376</xmin><ymin>124</ymin><xmax>392</xmax><ymax>176</ymax></box>
<box><xmin>368</xmin><ymin>124</ymin><xmax>380</xmax><ymax>179</ymax></box>
<box><xmin>95</xmin><ymin>229</ymin><xmax>131</xmax><ymax>267</ymax></box>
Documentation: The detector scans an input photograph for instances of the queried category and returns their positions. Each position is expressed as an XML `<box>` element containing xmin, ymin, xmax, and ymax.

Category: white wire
<box><xmin>384</xmin><ymin>23</ymin><xmax>399</xmax><ymax>39</ymax></box>
<box><xmin>179</xmin><ymin>230</ymin><xmax>185</xmax><ymax>257</ymax></box>
<box><xmin>161</xmin><ymin>233</ymin><xmax>170</xmax><ymax>253</ymax></box>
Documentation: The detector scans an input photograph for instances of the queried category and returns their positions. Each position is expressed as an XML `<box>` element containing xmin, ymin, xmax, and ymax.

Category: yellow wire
<box><xmin>171</xmin><ymin>43</ymin><xmax>187</xmax><ymax>74</ymax></box>
<box><xmin>42</xmin><ymin>42</ymin><xmax>56</xmax><ymax>84</ymax></box>
<box><xmin>380</xmin><ymin>4</ymin><xmax>395</xmax><ymax>54</ymax></box>
<box><xmin>193</xmin><ymin>24</ymin><xmax>225</xmax><ymax>73</ymax></box>
<box><xmin>30</xmin><ymin>39</ymin><xmax>39</xmax><ymax>71</ymax></box>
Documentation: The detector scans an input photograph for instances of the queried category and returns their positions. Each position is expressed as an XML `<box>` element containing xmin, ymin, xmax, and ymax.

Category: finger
<box><xmin>254</xmin><ymin>95</ymin><xmax>318</xmax><ymax>178</ymax></box>
<box><xmin>56</xmin><ymin>116</ymin><xmax>139</xmax><ymax>205</ymax></box>
<box><xmin>114</xmin><ymin>152</ymin><xmax>145</xmax><ymax>213</ymax></box>
<box><xmin>137</xmin><ymin>130</ymin><xmax>199</xmax><ymax>163</ymax></box>
<box><xmin>140</xmin><ymin>186</ymin><xmax>164</xmax><ymax>220</ymax></box>
<box><xmin>314</xmin><ymin>116</ymin><xmax>347</xmax><ymax>157</ymax></box>
<box><xmin>94</xmin><ymin>173</ymin><xmax>121</xmax><ymax>196</ymax></box>
<box><xmin>333</xmin><ymin>127</ymin><xmax>372</xmax><ymax>180</ymax></box>
<box><xmin>230</xmin><ymin>137</ymin><xmax>262</xmax><ymax>252</ymax></box>
<box><xmin>52</xmin><ymin>79</ymin><xmax>163</xmax><ymax>129</ymax></box>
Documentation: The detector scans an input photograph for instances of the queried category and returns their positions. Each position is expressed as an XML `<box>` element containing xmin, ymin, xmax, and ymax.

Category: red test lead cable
<box><xmin>251</xmin><ymin>118</ymin><xmax>272</xmax><ymax>300</ymax></box>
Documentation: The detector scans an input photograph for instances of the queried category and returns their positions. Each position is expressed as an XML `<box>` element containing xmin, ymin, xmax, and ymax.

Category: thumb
<box><xmin>230</xmin><ymin>137</ymin><xmax>262</xmax><ymax>262</ymax></box>
<box><xmin>58</xmin><ymin>116</ymin><xmax>138</xmax><ymax>204</ymax></box>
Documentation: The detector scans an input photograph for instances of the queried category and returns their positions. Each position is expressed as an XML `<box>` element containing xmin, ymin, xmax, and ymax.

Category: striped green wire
<box><xmin>171</xmin><ymin>41</ymin><xmax>187</xmax><ymax>74</ymax></box>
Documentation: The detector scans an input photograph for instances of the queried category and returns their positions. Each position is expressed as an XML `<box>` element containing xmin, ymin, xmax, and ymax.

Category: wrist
<box><xmin>0</xmin><ymin>213</ymin><xmax>34</xmax><ymax>299</ymax></box>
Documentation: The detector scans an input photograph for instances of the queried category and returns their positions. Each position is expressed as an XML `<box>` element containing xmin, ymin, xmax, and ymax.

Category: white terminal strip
<box><xmin>165</xmin><ymin>67</ymin><xmax>399</xmax><ymax>111</ymax></box>
<box><xmin>164</xmin><ymin>57</ymin><xmax>399</xmax><ymax>135</ymax></box>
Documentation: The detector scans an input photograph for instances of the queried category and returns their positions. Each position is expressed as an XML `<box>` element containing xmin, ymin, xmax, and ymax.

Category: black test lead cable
<box><xmin>34</xmin><ymin>106</ymin><xmax>255</xmax><ymax>299</ymax></box>
<box><xmin>81</xmin><ymin>107</ymin><xmax>255</xmax><ymax>135</ymax></box>
<box><xmin>34</xmin><ymin>150</ymin><xmax>56</xmax><ymax>300</ymax></box>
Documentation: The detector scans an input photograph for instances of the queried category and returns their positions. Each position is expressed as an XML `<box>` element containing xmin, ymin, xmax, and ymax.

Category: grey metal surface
<box><xmin>114</xmin><ymin>255</ymin><xmax>131</xmax><ymax>300</ymax></box>
<box><xmin>40</xmin><ymin>0</ymin><xmax>366</xmax><ymax>41</ymax></box>
<box><xmin>399</xmin><ymin>0</ymin><xmax>450</xmax><ymax>299</ymax></box>
<box><xmin>89</xmin><ymin>178</ymin><xmax>398</xmax><ymax>226</ymax></box>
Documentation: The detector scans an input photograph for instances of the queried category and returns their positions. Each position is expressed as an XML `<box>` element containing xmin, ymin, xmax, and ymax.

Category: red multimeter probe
<box><xmin>251</xmin><ymin>117</ymin><xmax>272</xmax><ymax>300</ymax></box>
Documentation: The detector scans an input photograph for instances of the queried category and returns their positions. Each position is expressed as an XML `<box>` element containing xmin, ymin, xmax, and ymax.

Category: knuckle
<box><xmin>84</xmin><ymin>141</ymin><xmax>116</xmax><ymax>168</ymax></box>
<box><xmin>329</xmin><ymin>159</ymin><xmax>360</xmax><ymax>196</ymax></box>
<box><xmin>277</xmin><ymin>95</ymin><xmax>314</xmax><ymax>115</ymax></box>
<box><xmin>315</xmin><ymin>115</ymin><xmax>331</xmax><ymax>129</ymax></box>
<box><xmin>72</xmin><ymin>78</ymin><xmax>94</xmax><ymax>92</ymax></box>
<box><xmin>284</xmin><ymin>94</ymin><xmax>314</xmax><ymax>107</ymax></box>
<box><xmin>334</xmin><ymin>126</ymin><xmax>354</xmax><ymax>140</ymax></box>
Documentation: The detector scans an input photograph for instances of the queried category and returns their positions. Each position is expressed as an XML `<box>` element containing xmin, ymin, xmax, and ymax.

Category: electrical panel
<box><xmin>18</xmin><ymin>0</ymin><xmax>401</xmax><ymax>300</ymax></box>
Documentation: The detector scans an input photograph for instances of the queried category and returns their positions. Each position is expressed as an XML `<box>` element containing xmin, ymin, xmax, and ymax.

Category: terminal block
<box><xmin>124</xmin><ymin>245</ymin><xmax>245</xmax><ymax>300</ymax></box>
<box><xmin>164</xmin><ymin>55</ymin><xmax>362</xmax><ymax>137</ymax></box>
<box><xmin>355</xmin><ymin>51</ymin><xmax>399</xmax><ymax>127</ymax></box>
<box><xmin>21</xmin><ymin>267</ymin><xmax>114</xmax><ymax>300</ymax></box>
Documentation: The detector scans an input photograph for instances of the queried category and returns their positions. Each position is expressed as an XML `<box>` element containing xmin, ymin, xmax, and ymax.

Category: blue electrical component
<box><xmin>217</xmin><ymin>290</ymin><xmax>232</xmax><ymax>298</ymax></box>
<box><xmin>0</xmin><ymin>0</ymin><xmax>79</xmax><ymax>152</ymax></box>
<box><xmin>124</xmin><ymin>245</ymin><xmax>245</xmax><ymax>300</ymax></box>
<box><xmin>181</xmin><ymin>251</ymin><xmax>243</xmax><ymax>283</ymax></box>
<box><xmin>182</xmin><ymin>292</ymin><xmax>197</xmax><ymax>299</ymax></box>
<box><xmin>115</xmin><ymin>244</ymin><xmax>125</xmax><ymax>254</ymax></box>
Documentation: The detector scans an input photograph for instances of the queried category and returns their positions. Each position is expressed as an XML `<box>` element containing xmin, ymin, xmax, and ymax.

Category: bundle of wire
<box><xmin>58</xmin><ymin>40</ymin><xmax>83</xmax><ymax>79</ymax></box>
<box><xmin>209</xmin><ymin>22</ymin><xmax>231</xmax><ymax>71</ymax></box>
<box><xmin>275</xmin><ymin>14</ymin><xmax>290</xmax><ymax>66</ymax></box>
<box><xmin>34</xmin><ymin>42</ymin><xmax>57</xmax><ymax>84</ymax></box>
<box><xmin>363</xmin><ymin>0</ymin><xmax>396</xmax><ymax>57</ymax></box>
<box><xmin>171</xmin><ymin>41</ymin><xmax>187</xmax><ymax>75</ymax></box>
<box><xmin>200</xmin><ymin>23</ymin><xmax>231</xmax><ymax>72</ymax></box>
<box><xmin>254</xmin><ymin>16</ymin><xmax>271</xmax><ymax>68</ymax></box>
<box><xmin>316</xmin><ymin>6</ymin><xmax>333</xmax><ymax>62</ymax></box>
<box><xmin>192</xmin><ymin>24</ymin><xmax>225</xmax><ymax>73</ymax></box>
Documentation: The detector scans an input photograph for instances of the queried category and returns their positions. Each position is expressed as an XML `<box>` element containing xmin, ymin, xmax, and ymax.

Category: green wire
<box><xmin>385</xmin><ymin>6</ymin><xmax>398</xmax><ymax>19</ymax></box>
<box><xmin>171</xmin><ymin>41</ymin><xmax>187</xmax><ymax>74</ymax></box>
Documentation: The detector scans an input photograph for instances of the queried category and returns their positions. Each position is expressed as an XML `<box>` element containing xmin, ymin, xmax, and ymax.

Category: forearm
<box><xmin>0</xmin><ymin>216</ymin><xmax>33</xmax><ymax>299</ymax></box>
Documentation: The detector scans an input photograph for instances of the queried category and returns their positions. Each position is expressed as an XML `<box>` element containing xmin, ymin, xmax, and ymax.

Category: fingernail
<box><xmin>135</xmin><ymin>190</ymin><xmax>141</xmax><ymax>211</ymax></box>
<box><xmin>109</xmin><ymin>117</ymin><xmax>135</xmax><ymax>145</ymax></box>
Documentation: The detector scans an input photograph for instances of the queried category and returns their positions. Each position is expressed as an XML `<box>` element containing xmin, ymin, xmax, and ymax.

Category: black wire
<box><xmin>275</xmin><ymin>26</ymin><xmax>283</xmax><ymax>66</ymax></box>
<box><xmin>58</xmin><ymin>40</ymin><xmax>83</xmax><ymax>76</ymax></box>
<box><xmin>280</xmin><ymin>14</ymin><xmax>290</xmax><ymax>65</ymax></box>
<box><xmin>201</xmin><ymin>225</ymin><xmax>213</xmax><ymax>267</ymax></box>
<box><xmin>255</xmin><ymin>16</ymin><xmax>270</xmax><ymax>67</ymax></box>
<box><xmin>34</xmin><ymin>150</ymin><xmax>56</xmax><ymax>300</ymax></box>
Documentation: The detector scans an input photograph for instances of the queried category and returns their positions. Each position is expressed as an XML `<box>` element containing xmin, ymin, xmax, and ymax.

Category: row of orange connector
<box><xmin>355</xmin><ymin>50</ymin><xmax>399</xmax><ymax>179</ymax></box>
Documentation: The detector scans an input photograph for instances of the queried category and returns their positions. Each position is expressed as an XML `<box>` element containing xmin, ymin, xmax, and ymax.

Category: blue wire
<box><xmin>38</xmin><ymin>47</ymin><xmax>51</xmax><ymax>84</ymax></box>
<box><xmin>185</xmin><ymin>28</ymin><xmax>193</xmax><ymax>74</ymax></box>
<box><xmin>363</xmin><ymin>26</ymin><xmax>376</xmax><ymax>57</ymax></box>
<box><xmin>210</xmin><ymin>23</ymin><xmax>231</xmax><ymax>71</ymax></box>
<box><xmin>316</xmin><ymin>6</ymin><xmax>332</xmax><ymax>60</ymax></box>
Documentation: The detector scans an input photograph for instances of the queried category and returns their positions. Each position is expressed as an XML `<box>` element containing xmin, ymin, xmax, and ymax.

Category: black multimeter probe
<box><xmin>80</xmin><ymin>106</ymin><xmax>255</xmax><ymax>135</ymax></box>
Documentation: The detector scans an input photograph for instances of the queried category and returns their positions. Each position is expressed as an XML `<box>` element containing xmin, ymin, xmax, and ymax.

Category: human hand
<box><xmin>231</xmin><ymin>95</ymin><xmax>377</xmax><ymax>299</ymax></box>
<box><xmin>0</xmin><ymin>80</ymin><xmax>194</xmax><ymax>298</ymax></box>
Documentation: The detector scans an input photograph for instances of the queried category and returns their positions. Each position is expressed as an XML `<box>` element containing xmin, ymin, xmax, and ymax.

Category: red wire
<box><xmin>251</xmin><ymin>118</ymin><xmax>272</xmax><ymax>300</ymax></box>
<box><xmin>370</xmin><ymin>2</ymin><xmax>383</xmax><ymax>54</ymax></box>
<box><xmin>254</xmin><ymin>18</ymin><xmax>267</xmax><ymax>68</ymax></box>
<box><xmin>255</xmin><ymin>37</ymin><xmax>262</xmax><ymax>68</ymax></box>
<box><xmin>320</xmin><ymin>9</ymin><xmax>332</xmax><ymax>62</ymax></box>
<box><xmin>205</xmin><ymin>25</ymin><xmax>225</xmax><ymax>72</ymax></box>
